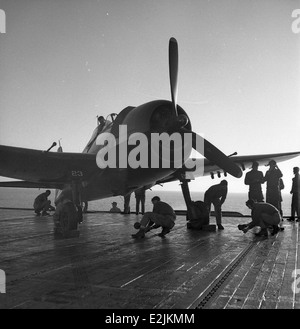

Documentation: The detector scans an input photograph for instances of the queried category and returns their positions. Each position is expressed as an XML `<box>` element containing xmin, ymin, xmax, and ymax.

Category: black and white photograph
<box><xmin>0</xmin><ymin>0</ymin><xmax>300</xmax><ymax>314</ymax></box>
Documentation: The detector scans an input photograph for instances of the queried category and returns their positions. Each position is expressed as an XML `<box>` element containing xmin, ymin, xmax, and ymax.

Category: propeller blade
<box><xmin>169</xmin><ymin>37</ymin><xmax>179</xmax><ymax>116</ymax></box>
<box><xmin>181</xmin><ymin>128</ymin><xmax>243</xmax><ymax>178</ymax></box>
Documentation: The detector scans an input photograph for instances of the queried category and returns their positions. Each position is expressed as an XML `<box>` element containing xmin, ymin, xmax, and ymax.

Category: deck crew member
<box><xmin>132</xmin><ymin>196</ymin><xmax>176</xmax><ymax>239</ymax></box>
<box><xmin>287</xmin><ymin>167</ymin><xmax>300</xmax><ymax>222</ymax></box>
<box><xmin>204</xmin><ymin>180</ymin><xmax>228</xmax><ymax>230</ymax></box>
<box><xmin>244</xmin><ymin>161</ymin><xmax>264</xmax><ymax>202</ymax></box>
<box><xmin>278</xmin><ymin>178</ymin><xmax>284</xmax><ymax>217</ymax></box>
<box><xmin>110</xmin><ymin>202</ymin><xmax>121</xmax><ymax>213</ymax></box>
<box><xmin>134</xmin><ymin>187</ymin><xmax>146</xmax><ymax>215</ymax></box>
<box><xmin>33</xmin><ymin>190</ymin><xmax>55</xmax><ymax>216</ymax></box>
<box><xmin>240</xmin><ymin>199</ymin><xmax>281</xmax><ymax>237</ymax></box>
<box><xmin>263</xmin><ymin>160</ymin><xmax>283</xmax><ymax>211</ymax></box>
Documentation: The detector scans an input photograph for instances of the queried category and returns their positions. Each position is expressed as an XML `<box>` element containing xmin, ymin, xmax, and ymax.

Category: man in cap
<box><xmin>204</xmin><ymin>180</ymin><xmax>228</xmax><ymax>230</ymax></box>
<box><xmin>287</xmin><ymin>167</ymin><xmax>300</xmax><ymax>222</ymax></box>
<box><xmin>110</xmin><ymin>201</ymin><xmax>121</xmax><ymax>213</ymax></box>
<box><xmin>239</xmin><ymin>199</ymin><xmax>281</xmax><ymax>237</ymax></box>
<box><xmin>263</xmin><ymin>160</ymin><xmax>283</xmax><ymax>211</ymax></box>
<box><xmin>244</xmin><ymin>161</ymin><xmax>264</xmax><ymax>202</ymax></box>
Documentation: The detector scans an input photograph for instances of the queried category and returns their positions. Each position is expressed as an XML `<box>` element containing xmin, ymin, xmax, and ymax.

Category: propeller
<box><xmin>169</xmin><ymin>37</ymin><xmax>179</xmax><ymax>117</ymax></box>
<box><xmin>180</xmin><ymin>128</ymin><xmax>242</xmax><ymax>178</ymax></box>
<box><xmin>168</xmin><ymin>37</ymin><xmax>242</xmax><ymax>178</ymax></box>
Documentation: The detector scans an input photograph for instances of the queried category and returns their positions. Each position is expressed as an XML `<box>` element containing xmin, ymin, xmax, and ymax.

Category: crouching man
<box><xmin>132</xmin><ymin>196</ymin><xmax>176</xmax><ymax>239</ymax></box>
<box><xmin>33</xmin><ymin>190</ymin><xmax>55</xmax><ymax>216</ymax></box>
<box><xmin>240</xmin><ymin>199</ymin><xmax>281</xmax><ymax>237</ymax></box>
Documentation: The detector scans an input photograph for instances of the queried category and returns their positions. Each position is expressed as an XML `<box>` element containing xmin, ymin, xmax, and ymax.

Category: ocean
<box><xmin>0</xmin><ymin>187</ymin><xmax>293</xmax><ymax>217</ymax></box>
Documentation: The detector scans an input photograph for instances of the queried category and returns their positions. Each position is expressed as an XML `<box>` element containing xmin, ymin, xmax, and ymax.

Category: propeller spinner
<box><xmin>168</xmin><ymin>37</ymin><xmax>242</xmax><ymax>178</ymax></box>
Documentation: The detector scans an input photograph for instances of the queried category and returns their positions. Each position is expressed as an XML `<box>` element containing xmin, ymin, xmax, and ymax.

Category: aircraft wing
<box><xmin>0</xmin><ymin>180</ymin><xmax>64</xmax><ymax>189</ymax></box>
<box><xmin>200</xmin><ymin>151</ymin><xmax>300</xmax><ymax>178</ymax></box>
<box><xmin>0</xmin><ymin>145</ymin><xmax>98</xmax><ymax>187</ymax></box>
<box><xmin>157</xmin><ymin>151</ymin><xmax>300</xmax><ymax>183</ymax></box>
<box><xmin>1</xmin><ymin>145</ymin><xmax>299</xmax><ymax>190</ymax></box>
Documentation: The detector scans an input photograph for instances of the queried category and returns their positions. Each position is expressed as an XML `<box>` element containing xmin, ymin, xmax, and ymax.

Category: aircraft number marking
<box><xmin>71</xmin><ymin>170</ymin><xmax>84</xmax><ymax>177</ymax></box>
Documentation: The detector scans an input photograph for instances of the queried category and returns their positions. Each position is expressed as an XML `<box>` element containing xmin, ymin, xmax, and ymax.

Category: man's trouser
<box><xmin>204</xmin><ymin>197</ymin><xmax>222</xmax><ymax>225</ymax></box>
<box><xmin>291</xmin><ymin>192</ymin><xmax>299</xmax><ymax>218</ymax></box>
<box><xmin>266</xmin><ymin>189</ymin><xmax>280</xmax><ymax>210</ymax></box>
<box><xmin>123</xmin><ymin>193</ymin><xmax>131</xmax><ymax>213</ymax></box>
<box><xmin>140</xmin><ymin>212</ymin><xmax>175</xmax><ymax>230</ymax></box>
<box><xmin>260</xmin><ymin>212</ymin><xmax>281</xmax><ymax>228</ymax></box>
<box><xmin>135</xmin><ymin>195</ymin><xmax>145</xmax><ymax>214</ymax></box>
<box><xmin>248</xmin><ymin>189</ymin><xmax>264</xmax><ymax>202</ymax></box>
<box><xmin>34</xmin><ymin>200</ymin><xmax>51</xmax><ymax>212</ymax></box>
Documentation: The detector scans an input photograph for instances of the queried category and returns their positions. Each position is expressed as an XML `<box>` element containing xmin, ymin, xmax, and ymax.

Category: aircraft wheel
<box><xmin>59</xmin><ymin>202</ymin><xmax>78</xmax><ymax>236</ymax></box>
<box><xmin>186</xmin><ymin>201</ymin><xmax>209</xmax><ymax>228</ymax></box>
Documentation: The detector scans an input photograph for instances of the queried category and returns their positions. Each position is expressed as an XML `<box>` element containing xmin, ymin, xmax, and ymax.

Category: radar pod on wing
<box><xmin>168</xmin><ymin>37</ymin><xmax>242</xmax><ymax>178</ymax></box>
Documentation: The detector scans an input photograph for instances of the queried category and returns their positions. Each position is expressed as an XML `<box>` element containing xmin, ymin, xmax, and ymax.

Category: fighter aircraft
<box><xmin>0</xmin><ymin>38</ymin><xmax>299</xmax><ymax>235</ymax></box>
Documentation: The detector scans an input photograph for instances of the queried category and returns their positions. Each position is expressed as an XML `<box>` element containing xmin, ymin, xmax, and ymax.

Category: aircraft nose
<box><xmin>150</xmin><ymin>103</ymin><xmax>191</xmax><ymax>133</ymax></box>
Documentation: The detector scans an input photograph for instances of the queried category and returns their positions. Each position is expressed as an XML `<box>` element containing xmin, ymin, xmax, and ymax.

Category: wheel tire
<box><xmin>59</xmin><ymin>202</ymin><xmax>78</xmax><ymax>236</ymax></box>
<box><xmin>186</xmin><ymin>201</ymin><xmax>210</xmax><ymax>227</ymax></box>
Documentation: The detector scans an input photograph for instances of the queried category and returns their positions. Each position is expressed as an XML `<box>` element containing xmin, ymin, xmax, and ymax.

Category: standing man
<box><xmin>134</xmin><ymin>187</ymin><xmax>146</xmax><ymax>215</ymax></box>
<box><xmin>132</xmin><ymin>196</ymin><xmax>176</xmax><ymax>239</ymax></box>
<box><xmin>240</xmin><ymin>199</ymin><xmax>281</xmax><ymax>237</ymax></box>
<box><xmin>33</xmin><ymin>190</ymin><xmax>55</xmax><ymax>216</ymax></box>
<box><xmin>263</xmin><ymin>160</ymin><xmax>283</xmax><ymax>211</ymax></box>
<box><xmin>278</xmin><ymin>178</ymin><xmax>284</xmax><ymax>217</ymax></box>
<box><xmin>287</xmin><ymin>167</ymin><xmax>300</xmax><ymax>222</ymax></box>
<box><xmin>244</xmin><ymin>161</ymin><xmax>264</xmax><ymax>202</ymax></box>
<box><xmin>204</xmin><ymin>180</ymin><xmax>228</xmax><ymax>230</ymax></box>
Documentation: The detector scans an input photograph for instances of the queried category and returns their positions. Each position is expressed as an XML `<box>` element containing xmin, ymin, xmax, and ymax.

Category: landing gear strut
<box><xmin>178</xmin><ymin>173</ymin><xmax>212</xmax><ymax>230</ymax></box>
<box><xmin>71</xmin><ymin>181</ymin><xmax>83</xmax><ymax>224</ymax></box>
<box><xmin>54</xmin><ymin>181</ymin><xmax>83</xmax><ymax>238</ymax></box>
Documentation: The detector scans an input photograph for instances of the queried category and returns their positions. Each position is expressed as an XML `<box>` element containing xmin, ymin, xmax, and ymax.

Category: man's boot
<box><xmin>271</xmin><ymin>225</ymin><xmax>279</xmax><ymax>236</ymax></box>
<box><xmin>132</xmin><ymin>229</ymin><xmax>145</xmax><ymax>239</ymax></box>
<box><xmin>158</xmin><ymin>227</ymin><xmax>171</xmax><ymax>237</ymax></box>
<box><xmin>287</xmin><ymin>217</ymin><xmax>295</xmax><ymax>222</ymax></box>
<box><xmin>255</xmin><ymin>228</ymin><xmax>268</xmax><ymax>237</ymax></box>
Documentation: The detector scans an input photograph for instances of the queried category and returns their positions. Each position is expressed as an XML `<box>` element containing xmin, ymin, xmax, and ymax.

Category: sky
<box><xmin>0</xmin><ymin>0</ymin><xmax>299</xmax><ymax>194</ymax></box>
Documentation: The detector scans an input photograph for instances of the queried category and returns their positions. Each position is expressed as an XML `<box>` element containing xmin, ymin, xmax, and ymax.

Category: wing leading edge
<box><xmin>157</xmin><ymin>151</ymin><xmax>300</xmax><ymax>184</ymax></box>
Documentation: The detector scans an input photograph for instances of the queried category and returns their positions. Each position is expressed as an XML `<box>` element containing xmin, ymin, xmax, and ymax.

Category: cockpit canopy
<box><xmin>83</xmin><ymin>113</ymin><xmax>118</xmax><ymax>153</ymax></box>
